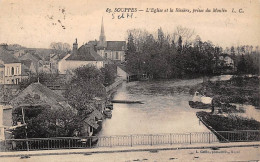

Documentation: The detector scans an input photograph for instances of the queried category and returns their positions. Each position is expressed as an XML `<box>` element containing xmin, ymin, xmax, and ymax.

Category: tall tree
<box><xmin>65</xmin><ymin>65</ymin><xmax>106</xmax><ymax>116</ymax></box>
<box><xmin>177</xmin><ymin>36</ymin><xmax>182</xmax><ymax>53</ymax></box>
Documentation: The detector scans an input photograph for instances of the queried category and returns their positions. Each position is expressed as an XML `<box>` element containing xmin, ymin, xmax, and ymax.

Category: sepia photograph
<box><xmin>0</xmin><ymin>0</ymin><xmax>259</xmax><ymax>161</ymax></box>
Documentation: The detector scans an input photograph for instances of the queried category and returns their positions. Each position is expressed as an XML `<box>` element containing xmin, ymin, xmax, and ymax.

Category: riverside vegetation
<box><xmin>195</xmin><ymin>76</ymin><xmax>260</xmax><ymax>141</ymax></box>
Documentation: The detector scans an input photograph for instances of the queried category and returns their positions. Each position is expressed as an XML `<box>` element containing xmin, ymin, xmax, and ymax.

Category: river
<box><xmin>99</xmin><ymin>75</ymin><xmax>234</xmax><ymax>136</ymax></box>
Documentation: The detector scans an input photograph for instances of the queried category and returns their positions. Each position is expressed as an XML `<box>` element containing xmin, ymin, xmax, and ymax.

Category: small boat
<box><xmin>111</xmin><ymin>100</ymin><xmax>144</xmax><ymax>104</ymax></box>
<box><xmin>189</xmin><ymin>91</ymin><xmax>212</xmax><ymax>109</ymax></box>
<box><xmin>106</xmin><ymin>104</ymin><xmax>113</xmax><ymax>110</ymax></box>
<box><xmin>189</xmin><ymin>101</ymin><xmax>211</xmax><ymax>109</ymax></box>
<box><xmin>103</xmin><ymin>110</ymin><xmax>112</xmax><ymax>118</ymax></box>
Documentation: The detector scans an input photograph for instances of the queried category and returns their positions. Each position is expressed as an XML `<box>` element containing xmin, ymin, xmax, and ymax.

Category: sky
<box><xmin>0</xmin><ymin>0</ymin><xmax>259</xmax><ymax>48</ymax></box>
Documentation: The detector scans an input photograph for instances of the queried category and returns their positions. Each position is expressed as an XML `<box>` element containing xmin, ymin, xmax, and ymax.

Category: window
<box><xmin>15</xmin><ymin>78</ymin><xmax>19</xmax><ymax>84</ymax></box>
<box><xmin>105</xmin><ymin>53</ymin><xmax>107</xmax><ymax>58</ymax></box>
<box><xmin>90</xmin><ymin>126</ymin><xmax>93</xmax><ymax>133</ymax></box>
<box><xmin>11</xmin><ymin>67</ymin><xmax>14</xmax><ymax>75</ymax></box>
<box><xmin>0</xmin><ymin>71</ymin><xmax>3</xmax><ymax>79</ymax></box>
<box><xmin>16</xmin><ymin>66</ymin><xmax>19</xmax><ymax>74</ymax></box>
<box><xmin>116</xmin><ymin>52</ymin><xmax>119</xmax><ymax>59</ymax></box>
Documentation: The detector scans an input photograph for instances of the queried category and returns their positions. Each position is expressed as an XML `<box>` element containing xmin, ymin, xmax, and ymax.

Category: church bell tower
<box><xmin>98</xmin><ymin>17</ymin><xmax>107</xmax><ymax>47</ymax></box>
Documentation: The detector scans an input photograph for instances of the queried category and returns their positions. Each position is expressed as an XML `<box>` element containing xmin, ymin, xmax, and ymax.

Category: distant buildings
<box><xmin>218</xmin><ymin>54</ymin><xmax>235</xmax><ymax>69</ymax></box>
<box><xmin>89</xmin><ymin>18</ymin><xmax>126</xmax><ymax>63</ymax></box>
<box><xmin>58</xmin><ymin>39</ymin><xmax>105</xmax><ymax>74</ymax></box>
<box><xmin>0</xmin><ymin>44</ymin><xmax>30</xmax><ymax>84</ymax></box>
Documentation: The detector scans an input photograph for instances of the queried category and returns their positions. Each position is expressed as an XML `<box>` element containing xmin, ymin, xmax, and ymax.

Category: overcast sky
<box><xmin>0</xmin><ymin>0</ymin><xmax>259</xmax><ymax>48</ymax></box>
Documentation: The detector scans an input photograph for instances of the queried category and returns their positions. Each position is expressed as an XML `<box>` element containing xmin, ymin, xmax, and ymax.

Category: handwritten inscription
<box><xmin>106</xmin><ymin>7</ymin><xmax>245</xmax><ymax>19</ymax></box>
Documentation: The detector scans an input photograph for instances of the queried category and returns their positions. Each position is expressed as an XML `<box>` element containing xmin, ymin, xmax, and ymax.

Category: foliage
<box><xmin>20</xmin><ymin>72</ymin><xmax>61</xmax><ymax>89</ymax></box>
<box><xmin>12</xmin><ymin>105</ymin><xmax>77</xmax><ymax>138</ymax></box>
<box><xmin>101</xmin><ymin>64</ymin><xmax>117</xmax><ymax>86</ymax></box>
<box><xmin>194</xmin><ymin>76</ymin><xmax>259</xmax><ymax>106</ymax></box>
<box><xmin>125</xmin><ymin>27</ymin><xmax>259</xmax><ymax>79</ymax></box>
<box><xmin>65</xmin><ymin>65</ymin><xmax>106</xmax><ymax>115</ymax></box>
<box><xmin>197</xmin><ymin>111</ymin><xmax>260</xmax><ymax>131</ymax></box>
<box><xmin>50</xmin><ymin>42</ymin><xmax>71</xmax><ymax>53</ymax></box>
<box><xmin>125</xmin><ymin>27</ymin><xmax>219</xmax><ymax>79</ymax></box>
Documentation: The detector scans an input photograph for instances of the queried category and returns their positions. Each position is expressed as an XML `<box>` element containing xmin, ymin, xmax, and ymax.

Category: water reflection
<box><xmin>231</xmin><ymin>104</ymin><xmax>260</xmax><ymax>122</ymax></box>
<box><xmin>99</xmin><ymin>77</ymin><xmax>217</xmax><ymax>136</ymax></box>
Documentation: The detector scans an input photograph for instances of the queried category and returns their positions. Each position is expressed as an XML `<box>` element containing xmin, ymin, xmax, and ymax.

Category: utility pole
<box><xmin>21</xmin><ymin>107</ymin><xmax>29</xmax><ymax>152</ymax></box>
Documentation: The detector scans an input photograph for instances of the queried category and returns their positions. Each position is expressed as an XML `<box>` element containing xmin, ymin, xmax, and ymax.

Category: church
<box><xmin>89</xmin><ymin>18</ymin><xmax>126</xmax><ymax>63</ymax></box>
<box><xmin>58</xmin><ymin>17</ymin><xmax>126</xmax><ymax>74</ymax></box>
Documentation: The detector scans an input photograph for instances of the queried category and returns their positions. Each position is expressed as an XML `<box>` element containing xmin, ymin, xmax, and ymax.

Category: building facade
<box><xmin>58</xmin><ymin>39</ymin><xmax>105</xmax><ymax>74</ymax></box>
<box><xmin>89</xmin><ymin>18</ymin><xmax>126</xmax><ymax>62</ymax></box>
<box><xmin>0</xmin><ymin>44</ymin><xmax>29</xmax><ymax>84</ymax></box>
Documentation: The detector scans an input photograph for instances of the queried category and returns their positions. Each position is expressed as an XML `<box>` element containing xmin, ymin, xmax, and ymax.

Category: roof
<box><xmin>84</xmin><ymin>116</ymin><xmax>99</xmax><ymax>129</ymax></box>
<box><xmin>66</xmin><ymin>44</ymin><xmax>104</xmax><ymax>61</ymax></box>
<box><xmin>0</xmin><ymin>48</ymin><xmax>21</xmax><ymax>64</ymax></box>
<box><xmin>117</xmin><ymin>64</ymin><xmax>133</xmax><ymax>75</ymax></box>
<box><xmin>19</xmin><ymin>53</ymin><xmax>40</xmax><ymax>63</ymax></box>
<box><xmin>88</xmin><ymin>40</ymin><xmax>98</xmax><ymax>46</ymax></box>
<box><xmin>83</xmin><ymin>107</ymin><xmax>103</xmax><ymax>129</ymax></box>
<box><xmin>106</xmin><ymin>41</ymin><xmax>126</xmax><ymax>51</ymax></box>
<box><xmin>10</xmin><ymin>83</ymin><xmax>68</xmax><ymax>109</ymax></box>
<box><xmin>20</xmin><ymin>59</ymin><xmax>32</xmax><ymax>68</ymax></box>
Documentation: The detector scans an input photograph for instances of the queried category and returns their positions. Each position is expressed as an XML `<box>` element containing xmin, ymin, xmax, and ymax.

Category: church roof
<box><xmin>0</xmin><ymin>48</ymin><xmax>21</xmax><ymax>64</ymax></box>
<box><xmin>66</xmin><ymin>44</ymin><xmax>104</xmax><ymax>61</ymax></box>
<box><xmin>106</xmin><ymin>41</ymin><xmax>126</xmax><ymax>51</ymax></box>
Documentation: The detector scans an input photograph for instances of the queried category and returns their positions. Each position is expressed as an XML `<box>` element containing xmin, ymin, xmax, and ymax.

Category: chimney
<box><xmin>73</xmin><ymin>38</ymin><xmax>78</xmax><ymax>54</ymax></box>
<box><xmin>0</xmin><ymin>43</ymin><xmax>8</xmax><ymax>50</ymax></box>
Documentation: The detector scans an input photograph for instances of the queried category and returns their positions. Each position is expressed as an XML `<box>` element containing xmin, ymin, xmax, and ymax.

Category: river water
<box><xmin>99</xmin><ymin>75</ymin><xmax>235</xmax><ymax>136</ymax></box>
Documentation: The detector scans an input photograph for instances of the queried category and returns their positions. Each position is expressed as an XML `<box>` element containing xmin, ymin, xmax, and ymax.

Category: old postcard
<box><xmin>0</xmin><ymin>0</ymin><xmax>259</xmax><ymax>161</ymax></box>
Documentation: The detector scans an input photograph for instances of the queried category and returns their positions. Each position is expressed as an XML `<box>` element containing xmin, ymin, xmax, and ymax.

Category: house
<box><xmin>89</xmin><ymin>18</ymin><xmax>126</xmax><ymax>63</ymax></box>
<box><xmin>58</xmin><ymin>39</ymin><xmax>105</xmax><ymax>74</ymax></box>
<box><xmin>10</xmin><ymin>82</ymin><xmax>74</xmax><ymax>111</ymax></box>
<box><xmin>117</xmin><ymin>65</ymin><xmax>130</xmax><ymax>81</ymax></box>
<box><xmin>218</xmin><ymin>54</ymin><xmax>235</xmax><ymax>68</ymax></box>
<box><xmin>0</xmin><ymin>44</ymin><xmax>30</xmax><ymax>84</ymax></box>
<box><xmin>49</xmin><ymin>53</ymin><xmax>67</xmax><ymax>74</ymax></box>
<box><xmin>9</xmin><ymin>82</ymin><xmax>77</xmax><ymax>138</ymax></box>
<box><xmin>82</xmin><ymin>107</ymin><xmax>103</xmax><ymax>137</ymax></box>
<box><xmin>18</xmin><ymin>53</ymin><xmax>41</xmax><ymax>73</ymax></box>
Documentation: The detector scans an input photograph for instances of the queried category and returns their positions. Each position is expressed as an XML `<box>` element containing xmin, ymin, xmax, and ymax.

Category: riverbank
<box><xmin>191</xmin><ymin>75</ymin><xmax>259</xmax><ymax>108</ymax></box>
<box><xmin>197</xmin><ymin>111</ymin><xmax>260</xmax><ymax>141</ymax></box>
<box><xmin>105</xmin><ymin>78</ymin><xmax>123</xmax><ymax>101</ymax></box>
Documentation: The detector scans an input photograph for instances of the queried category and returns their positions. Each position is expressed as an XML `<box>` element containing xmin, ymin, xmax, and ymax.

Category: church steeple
<box><xmin>99</xmin><ymin>17</ymin><xmax>106</xmax><ymax>47</ymax></box>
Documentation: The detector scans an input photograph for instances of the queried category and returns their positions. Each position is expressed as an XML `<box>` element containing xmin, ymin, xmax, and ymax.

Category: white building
<box><xmin>0</xmin><ymin>44</ymin><xmax>29</xmax><ymax>84</ymax></box>
<box><xmin>58</xmin><ymin>39</ymin><xmax>105</xmax><ymax>74</ymax></box>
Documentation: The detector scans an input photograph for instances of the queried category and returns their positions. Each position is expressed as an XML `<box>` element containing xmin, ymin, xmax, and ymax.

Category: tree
<box><xmin>231</xmin><ymin>46</ymin><xmax>235</xmax><ymax>55</ymax></box>
<box><xmin>65</xmin><ymin>65</ymin><xmax>106</xmax><ymax>116</ymax></box>
<box><xmin>194</xmin><ymin>35</ymin><xmax>202</xmax><ymax>47</ymax></box>
<box><xmin>177</xmin><ymin>36</ymin><xmax>182</xmax><ymax>53</ymax></box>
<box><xmin>174</xmin><ymin>26</ymin><xmax>195</xmax><ymax>45</ymax></box>
<box><xmin>237</xmin><ymin>54</ymin><xmax>246</xmax><ymax>73</ymax></box>
<box><xmin>101</xmin><ymin>64</ymin><xmax>117</xmax><ymax>86</ymax></box>
<box><xmin>13</xmin><ymin>105</ymin><xmax>77</xmax><ymax>138</ymax></box>
<box><xmin>50</xmin><ymin>42</ymin><xmax>71</xmax><ymax>52</ymax></box>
